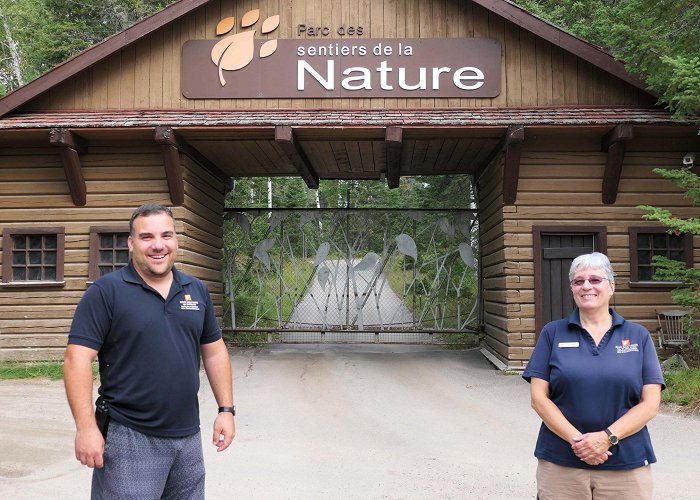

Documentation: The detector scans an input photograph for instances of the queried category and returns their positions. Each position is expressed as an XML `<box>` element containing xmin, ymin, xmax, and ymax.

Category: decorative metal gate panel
<box><xmin>223</xmin><ymin>208</ymin><xmax>480</xmax><ymax>344</ymax></box>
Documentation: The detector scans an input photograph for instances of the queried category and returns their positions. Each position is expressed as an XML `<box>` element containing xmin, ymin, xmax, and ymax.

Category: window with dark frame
<box><xmin>88</xmin><ymin>226</ymin><xmax>130</xmax><ymax>281</ymax></box>
<box><xmin>629</xmin><ymin>227</ymin><xmax>693</xmax><ymax>283</ymax></box>
<box><xmin>2</xmin><ymin>228</ymin><xmax>65</xmax><ymax>284</ymax></box>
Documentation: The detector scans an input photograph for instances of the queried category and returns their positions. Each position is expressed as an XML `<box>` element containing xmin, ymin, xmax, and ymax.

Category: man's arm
<box><xmin>201</xmin><ymin>339</ymin><xmax>236</xmax><ymax>452</ymax></box>
<box><xmin>64</xmin><ymin>344</ymin><xmax>104</xmax><ymax>468</ymax></box>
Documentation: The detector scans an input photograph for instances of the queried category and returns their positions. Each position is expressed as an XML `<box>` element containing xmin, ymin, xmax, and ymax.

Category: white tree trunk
<box><xmin>0</xmin><ymin>6</ymin><xmax>24</xmax><ymax>87</ymax></box>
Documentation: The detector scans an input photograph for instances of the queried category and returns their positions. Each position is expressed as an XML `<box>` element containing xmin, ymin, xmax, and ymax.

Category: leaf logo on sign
<box><xmin>211</xmin><ymin>9</ymin><xmax>280</xmax><ymax>86</ymax></box>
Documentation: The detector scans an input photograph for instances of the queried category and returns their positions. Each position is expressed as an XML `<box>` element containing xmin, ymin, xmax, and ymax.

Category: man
<box><xmin>64</xmin><ymin>204</ymin><xmax>235</xmax><ymax>499</ymax></box>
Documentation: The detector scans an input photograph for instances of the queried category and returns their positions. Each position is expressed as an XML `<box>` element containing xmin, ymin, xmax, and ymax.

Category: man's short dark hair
<box><xmin>129</xmin><ymin>204</ymin><xmax>175</xmax><ymax>235</ymax></box>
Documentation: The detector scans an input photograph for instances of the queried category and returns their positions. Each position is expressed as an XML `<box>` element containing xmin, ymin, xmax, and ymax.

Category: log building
<box><xmin>0</xmin><ymin>0</ymin><xmax>698</xmax><ymax>368</ymax></box>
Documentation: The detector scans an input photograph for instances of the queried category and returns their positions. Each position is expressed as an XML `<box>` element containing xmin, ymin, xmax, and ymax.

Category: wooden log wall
<box><xmin>178</xmin><ymin>155</ymin><xmax>226</xmax><ymax>292</ymax></box>
<box><xmin>0</xmin><ymin>141</ymin><xmax>226</xmax><ymax>360</ymax></box>
<box><xmin>479</xmin><ymin>132</ymin><xmax>700</xmax><ymax>370</ymax></box>
<box><xmin>22</xmin><ymin>0</ymin><xmax>652</xmax><ymax>113</ymax></box>
<box><xmin>477</xmin><ymin>152</ymin><xmax>520</xmax><ymax>367</ymax></box>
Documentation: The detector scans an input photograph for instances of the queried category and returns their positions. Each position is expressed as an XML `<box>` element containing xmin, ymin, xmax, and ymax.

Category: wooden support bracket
<box><xmin>49</xmin><ymin>128</ymin><xmax>87</xmax><ymax>206</ymax></box>
<box><xmin>502</xmin><ymin>125</ymin><xmax>525</xmax><ymax>205</ymax></box>
<box><xmin>385</xmin><ymin>126</ymin><xmax>403</xmax><ymax>189</ymax></box>
<box><xmin>275</xmin><ymin>125</ymin><xmax>319</xmax><ymax>189</ymax></box>
<box><xmin>601</xmin><ymin>124</ymin><xmax>633</xmax><ymax>205</ymax></box>
<box><xmin>154</xmin><ymin>127</ymin><xmax>186</xmax><ymax>205</ymax></box>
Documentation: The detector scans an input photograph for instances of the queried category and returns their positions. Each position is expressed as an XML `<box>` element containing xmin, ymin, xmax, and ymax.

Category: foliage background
<box><xmin>515</xmin><ymin>0</ymin><xmax>700</xmax><ymax>119</ymax></box>
<box><xmin>0</xmin><ymin>0</ymin><xmax>175</xmax><ymax>94</ymax></box>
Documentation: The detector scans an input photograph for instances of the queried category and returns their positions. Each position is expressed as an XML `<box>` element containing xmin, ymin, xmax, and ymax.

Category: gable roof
<box><xmin>0</xmin><ymin>0</ymin><xmax>651</xmax><ymax>118</ymax></box>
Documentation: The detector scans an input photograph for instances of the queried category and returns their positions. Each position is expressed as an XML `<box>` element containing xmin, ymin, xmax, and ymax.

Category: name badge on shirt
<box><xmin>558</xmin><ymin>342</ymin><xmax>579</xmax><ymax>348</ymax></box>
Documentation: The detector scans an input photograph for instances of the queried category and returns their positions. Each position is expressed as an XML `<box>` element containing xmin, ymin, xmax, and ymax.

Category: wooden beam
<box><xmin>602</xmin><ymin>124</ymin><xmax>634</xmax><ymax>151</ymax></box>
<box><xmin>49</xmin><ymin>128</ymin><xmax>87</xmax><ymax>206</ymax></box>
<box><xmin>154</xmin><ymin>127</ymin><xmax>186</xmax><ymax>205</ymax></box>
<box><xmin>502</xmin><ymin>125</ymin><xmax>525</xmax><ymax>205</ymax></box>
<box><xmin>385</xmin><ymin>126</ymin><xmax>403</xmax><ymax>189</ymax></box>
<box><xmin>275</xmin><ymin>125</ymin><xmax>319</xmax><ymax>189</ymax></box>
<box><xmin>601</xmin><ymin>125</ymin><xmax>634</xmax><ymax>205</ymax></box>
<box><xmin>154</xmin><ymin>126</ymin><xmax>228</xmax><ymax>191</ymax></box>
<box><xmin>49</xmin><ymin>128</ymin><xmax>87</xmax><ymax>153</ymax></box>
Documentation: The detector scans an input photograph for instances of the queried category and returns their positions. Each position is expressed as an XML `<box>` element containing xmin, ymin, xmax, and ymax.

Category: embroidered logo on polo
<box><xmin>180</xmin><ymin>294</ymin><xmax>200</xmax><ymax>311</ymax></box>
<box><xmin>615</xmin><ymin>339</ymin><xmax>639</xmax><ymax>354</ymax></box>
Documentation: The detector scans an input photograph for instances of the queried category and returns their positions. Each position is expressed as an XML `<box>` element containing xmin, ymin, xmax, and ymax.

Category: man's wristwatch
<box><xmin>218</xmin><ymin>406</ymin><xmax>236</xmax><ymax>416</ymax></box>
<box><xmin>604</xmin><ymin>427</ymin><xmax>619</xmax><ymax>445</ymax></box>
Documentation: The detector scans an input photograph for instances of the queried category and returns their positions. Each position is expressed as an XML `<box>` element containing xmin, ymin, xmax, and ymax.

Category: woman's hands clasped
<box><xmin>571</xmin><ymin>431</ymin><xmax>613</xmax><ymax>465</ymax></box>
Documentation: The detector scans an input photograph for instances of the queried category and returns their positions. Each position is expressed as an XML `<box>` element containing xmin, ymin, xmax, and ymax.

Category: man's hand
<box><xmin>212</xmin><ymin>411</ymin><xmax>235</xmax><ymax>452</ymax></box>
<box><xmin>572</xmin><ymin>431</ymin><xmax>612</xmax><ymax>466</ymax></box>
<box><xmin>75</xmin><ymin>425</ymin><xmax>105</xmax><ymax>468</ymax></box>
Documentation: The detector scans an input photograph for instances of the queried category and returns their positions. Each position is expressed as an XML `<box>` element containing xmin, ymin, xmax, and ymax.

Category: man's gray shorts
<box><xmin>92</xmin><ymin>421</ymin><xmax>205</xmax><ymax>500</ymax></box>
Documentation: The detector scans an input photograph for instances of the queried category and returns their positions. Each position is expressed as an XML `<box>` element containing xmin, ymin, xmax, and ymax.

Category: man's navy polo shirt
<box><xmin>522</xmin><ymin>308</ymin><xmax>665</xmax><ymax>470</ymax></box>
<box><xmin>68</xmin><ymin>262</ymin><xmax>222</xmax><ymax>437</ymax></box>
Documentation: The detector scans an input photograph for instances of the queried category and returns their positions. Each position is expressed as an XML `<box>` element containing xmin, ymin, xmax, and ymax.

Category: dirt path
<box><xmin>2</xmin><ymin>345</ymin><xmax>699</xmax><ymax>499</ymax></box>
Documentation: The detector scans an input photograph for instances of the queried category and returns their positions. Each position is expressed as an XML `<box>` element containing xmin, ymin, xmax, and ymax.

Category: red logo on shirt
<box><xmin>622</xmin><ymin>339</ymin><xmax>630</xmax><ymax>347</ymax></box>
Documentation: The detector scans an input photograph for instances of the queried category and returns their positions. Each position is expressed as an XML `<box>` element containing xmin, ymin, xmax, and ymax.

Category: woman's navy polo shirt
<box><xmin>68</xmin><ymin>262</ymin><xmax>222</xmax><ymax>437</ymax></box>
<box><xmin>522</xmin><ymin>308</ymin><xmax>665</xmax><ymax>470</ymax></box>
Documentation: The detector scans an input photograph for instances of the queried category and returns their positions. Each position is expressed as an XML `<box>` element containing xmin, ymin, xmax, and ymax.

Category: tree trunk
<box><xmin>0</xmin><ymin>5</ymin><xmax>24</xmax><ymax>88</ymax></box>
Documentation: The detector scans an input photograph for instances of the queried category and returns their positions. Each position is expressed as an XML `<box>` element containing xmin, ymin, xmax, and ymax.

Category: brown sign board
<box><xmin>182</xmin><ymin>38</ymin><xmax>501</xmax><ymax>99</ymax></box>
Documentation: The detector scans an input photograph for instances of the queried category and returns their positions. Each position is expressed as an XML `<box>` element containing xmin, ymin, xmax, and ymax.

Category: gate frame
<box><xmin>223</xmin><ymin>206</ymin><xmax>482</xmax><ymax>343</ymax></box>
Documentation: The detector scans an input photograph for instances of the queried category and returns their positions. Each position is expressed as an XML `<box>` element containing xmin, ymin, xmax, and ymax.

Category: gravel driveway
<box><xmin>1</xmin><ymin>345</ymin><xmax>699</xmax><ymax>499</ymax></box>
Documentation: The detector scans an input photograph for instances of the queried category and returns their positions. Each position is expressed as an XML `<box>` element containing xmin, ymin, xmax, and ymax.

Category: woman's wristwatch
<box><xmin>604</xmin><ymin>427</ymin><xmax>619</xmax><ymax>445</ymax></box>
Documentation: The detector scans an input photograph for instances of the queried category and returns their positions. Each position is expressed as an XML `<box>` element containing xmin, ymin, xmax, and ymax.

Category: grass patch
<box><xmin>0</xmin><ymin>361</ymin><xmax>65</xmax><ymax>380</ymax></box>
<box><xmin>0</xmin><ymin>361</ymin><xmax>99</xmax><ymax>381</ymax></box>
<box><xmin>663</xmin><ymin>368</ymin><xmax>700</xmax><ymax>413</ymax></box>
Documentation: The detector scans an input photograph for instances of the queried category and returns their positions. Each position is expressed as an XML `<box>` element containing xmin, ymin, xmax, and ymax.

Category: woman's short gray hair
<box><xmin>569</xmin><ymin>252</ymin><xmax>615</xmax><ymax>283</ymax></box>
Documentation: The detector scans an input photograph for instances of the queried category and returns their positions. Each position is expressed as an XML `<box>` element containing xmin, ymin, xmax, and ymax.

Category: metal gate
<box><xmin>222</xmin><ymin>208</ymin><xmax>480</xmax><ymax>344</ymax></box>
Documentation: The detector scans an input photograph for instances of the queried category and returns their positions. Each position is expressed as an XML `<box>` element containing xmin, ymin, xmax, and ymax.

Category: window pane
<box><xmin>116</xmin><ymin>234</ymin><xmax>129</xmax><ymax>248</ymax></box>
<box><xmin>639</xmin><ymin>267</ymin><xmax>653</xmax><ymax>281</ymax></box>
<box><xmin>13</xmin><ymin>236</ymin><xmax>27</xmax><ymax>249</ymax></box>
<box><xmin>29</xmin><ymin>235</ymin><xmax>42</xmax><ymax>249</ymax></box>
<box><xmin>116</xmin><ymin>250</ymin><xmax>129</xmax><ymax>264</ymax></box>
<box><xmin>652</xmin><ymin>234</ymin><xmax>667</xmax><ymax>248</ymax></box>
<box><xmin>12</xmin><ymin>252</ymin><xmax>26</xmax><ymax>265</ymax></box>
<box><xmin>99</xmin><ymin>250</ymin><xmax>114</xmax><ymax>265</ymax></box>
<box><xmin>638</xmin><ymin>250</ymin><xmax>651</xmax><ymax>265</ymax></box>
<box><xmin>29</xmin><ymin>251</ymin><xmax>42</xmax><ymax>265</ymax></box>
<box><xmin>670</xmin><ymin>250</ymin><xmax>684</xmax><ymax>261</ymax></box>
<box><xmin>99</xmin><ymin>266</ymin><xmax>113</xmax><ymax>277</ymax></box>
<box><xmin>12</xmin><ymin>267</ymin><xmax>26</xmax><ymax>280</ymax></box>
<box><xmin>44</xmin><ymin>235</ymin><xmax>57</xmax><ymax>250</ymax></box>
<box><xmin>100</xmin><ymin>234</ymin><xmax>113</xmax><ymax>248</ymax></box>
<box><xmin>670</xmin><ymin>235</ymin><xmax>684</xmax><ymax>249</ymax></box>
<box><xmin>28</xmin><ymin>267</ymin><xmax>41</xmax><ymax>280</ymax></box>
<box><xmin>44</xmin><ymin>251</ymin><xmax>57</xmax><ymax>265</ymax></box>
<box><xmin>637</xmin><ymin>234</ymin><xmax>650</xmax><ymax>248</ymax></box>
<box><xmin>44</xmin><ymin>267</ymin><xmax>56</xmax><ymax>281</ymax></box>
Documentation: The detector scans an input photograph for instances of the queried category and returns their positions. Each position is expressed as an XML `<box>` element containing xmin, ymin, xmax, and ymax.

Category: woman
<box><xmin>523</xmin><ymin>252</ymin><xmax>665</xmax><ymax>499</ymax></box>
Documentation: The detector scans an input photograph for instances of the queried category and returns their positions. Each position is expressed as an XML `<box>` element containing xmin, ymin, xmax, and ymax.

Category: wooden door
<box><xmin>533</xmin><ymin>227</ymin><xmax>607</xmax><ymax>334</ymax></box>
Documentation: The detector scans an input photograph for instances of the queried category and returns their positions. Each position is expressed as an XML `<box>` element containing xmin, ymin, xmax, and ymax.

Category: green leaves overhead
<box><xmin>0</xmin><ymin>0</ymin><xmax>173</xmax><ymax>95</ymax></box>
<box><xmin>514</xmin><ymin>0</ymin><xmax>700</xmax><ymax>118</ymax></box>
